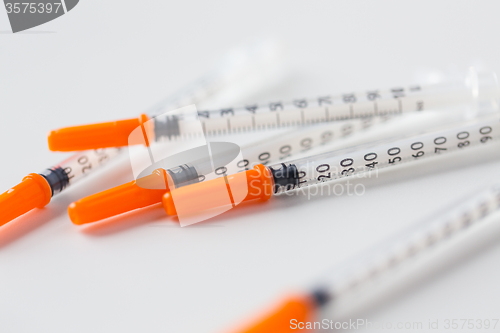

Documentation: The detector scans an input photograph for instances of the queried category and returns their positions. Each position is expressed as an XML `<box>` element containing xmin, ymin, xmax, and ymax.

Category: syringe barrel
<box><xmin>155</xmin><ymin>71</ymin><xmax>499</xmax><ymax>142</ymax></box>
<box><xmin>46</xmin><ymin>148</ymin><xmax>123</xmax><ymax>194</ymax></box>
<box><xmin>268</xmin><ymin>115</ymin><xmax>500</xmax><ymax>194</ymax></box>
<box><xmin>161</xmin><ymin>115</ymin><xmax>500</xmax><ymax>223</ymax></box>
<box><xmin>48</xmin><ymin>70</ymin><xmax>500</xmax><ymax>152</ymax></box>
<box><xmin>313</xmin><ymin>184</ymin><xmax>500</xmax><ymax>311</ymax></box>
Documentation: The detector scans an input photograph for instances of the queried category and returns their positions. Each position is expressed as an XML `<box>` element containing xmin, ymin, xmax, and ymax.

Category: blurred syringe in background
<box><xmin>225</xmin><ymin>182</ymin><xmax>500</xmax><ymax>333</ymax></box>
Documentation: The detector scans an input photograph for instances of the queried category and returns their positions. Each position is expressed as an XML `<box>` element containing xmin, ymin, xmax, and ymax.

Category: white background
<box><xmin>1</xmin><ymin>1</ymin><xmax>500</xmax><ymax>332</ymax></box>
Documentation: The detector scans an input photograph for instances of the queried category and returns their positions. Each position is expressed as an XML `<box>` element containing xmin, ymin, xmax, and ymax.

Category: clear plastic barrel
<box><xmin>269</xmin><ymin>114</ymin><xmax>500</xmax><ymax>194</ymax></box>
<box><xmin>313</xmin><ymin>184</ymin><xmax>500</xmax><ymax>314</ymax></box>
<box><xmin>153</xmin><ymin>70</ymin><xmax>500</xmax><ymax>142</ymax></box>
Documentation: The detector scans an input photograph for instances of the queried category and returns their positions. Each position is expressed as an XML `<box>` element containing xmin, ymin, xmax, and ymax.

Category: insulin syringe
<box><xmin>161</xmin><ymin>114</ymin><xmax>500</xmax><ymax>225</ymax></box>
<box><xmin>67</xmin><ymin>116</ymin><xmax>390</xmax><ymax>224</ymax></box>
<box><xmin>47</xmin><ymin>71</ymin><xmax>500</xmax><ymax>152</ymax></box>
<box><xmin>66</xmin><ymin>108</ymin><xmax>461</xmax><ymax>224</ymax></box>
<box><xmin>0</xmin><ymin>42</ymin><xmax>281</xmax><ymax>227</ymax></box>
<box><xmin>69</xmin><ymin>112</ymin><xmax>499</xmax><ymax>226</ymax></box>
<box><xmin>225</xmin><ymin>184</ymin><xmax>500</xmax><ymax>333</ymax></box>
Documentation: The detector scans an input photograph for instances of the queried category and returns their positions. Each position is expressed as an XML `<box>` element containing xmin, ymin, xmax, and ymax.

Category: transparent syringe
<box><xmin>161</xmin><ymin>113</ymin><xmax>500</xmax><ymax>225</ymax></box>
<box><xmin>67</xmin><ymin>109</ymin><xmax>460</xmax><ymax>225</ymax></box>
<box><xmin>0</xmin><ymin>42</ymin><xmax>282</xmax><ymax>227</ymax></box>
<box><xmin>66</xmin><ymin>118</ymin><xmax>385</xmax><ymax>224</ymax></box>
<box><xmin>47</xmin><ymin>70</ymin><xmax>499</xmax><ymax>152</ymax></box>
<box><xmin>225</xmin><ymin>184</ymin><xmax>500</xmax><ymax>333</ymax></box>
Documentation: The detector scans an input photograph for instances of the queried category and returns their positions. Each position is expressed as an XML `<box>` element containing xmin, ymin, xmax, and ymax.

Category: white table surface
<box><xmin>1</xmin><ymin>1</ymin><xmax>500</xmax><ymax>332</ymax></box>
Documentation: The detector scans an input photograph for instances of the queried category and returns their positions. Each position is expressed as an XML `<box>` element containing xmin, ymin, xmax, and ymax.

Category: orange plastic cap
<box><xmin>229</xmin><ymin>294</ymin><xmax>316</xmax><ymax>333</ymax></box>
<box><xmin>48</xmin><ymin>114</ymin><xmax>150</xmax><ymax>151</ymax></box>
<box><xmin>68</xmin><ymin>169</ymin><xmax>170</xmax><ymax>225</ymax></box>
<box><xmin>163</xmin><ymin>164</ymin><xmax>273</xmax><ymax>216</ymax></box>
<box><xmin>0</xmin><ymin>173</ymin><xmax>52</xmax><ymax>227</ymax></box>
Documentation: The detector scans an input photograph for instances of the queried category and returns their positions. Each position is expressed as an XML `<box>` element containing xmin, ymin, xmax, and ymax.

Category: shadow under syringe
<box><xmin>79</xmin><ymin>203</ymin><xmax>170</xmax><ymax>236</ymax></box>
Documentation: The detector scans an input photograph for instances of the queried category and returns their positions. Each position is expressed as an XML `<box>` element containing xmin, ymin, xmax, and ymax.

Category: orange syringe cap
<box><xmin>48</xmin><ymin>114</ymin><xmax>151</xmax><ymax>151</ymax></box>
<box><xmin>68</xmin><ymin>169</ymin><xmax>170</xmax><ymax>225</ymax></box>
<box><xmin>162</xmin><ymin>164</ymin><xmax>274</xmax><ymax>217</ymax></box>
<box><xmin>229</xmin><ymin>294</ymin><xmax>316</xmax><ymax>333</ymax></box>
<box><xmin>0</xmin><ymin>173</ymin><xmax>52</xmax><ymax>226</ymax></box>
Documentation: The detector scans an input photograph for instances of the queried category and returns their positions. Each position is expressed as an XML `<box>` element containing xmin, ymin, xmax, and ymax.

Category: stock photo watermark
<box><xmin>290</xmin><ymin>318</ymin><xmax>500</xmax><ymax>331</ymax></box>
<box><xmin>3</xmin><ymin>0</ymin><xmax>79</xmax><ymax>32</ymax></box>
